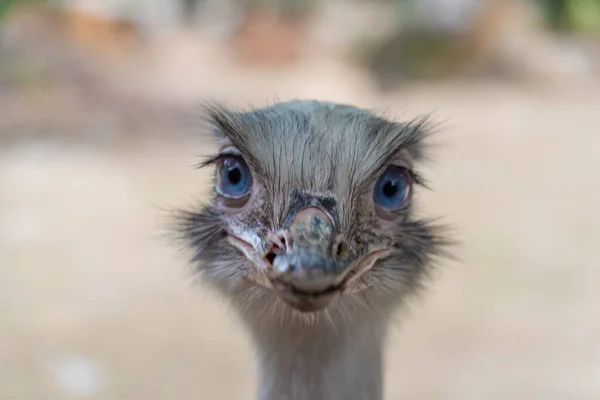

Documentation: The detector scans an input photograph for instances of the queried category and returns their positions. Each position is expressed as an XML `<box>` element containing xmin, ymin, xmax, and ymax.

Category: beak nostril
<box><xmin>332</xmin><ymin>240</ymin><xmax>346</xmax><ymax>257</ymax></box>
<box><xmin>265</xmin><ymin>252</ymin><xmax>277</xmax><ymax>265</ymax></box>
<box><xmin>265</xmin><ymin>231</ymin><xmax>292</xmax><ymax>266</ymax></box>
<box><xmin>280</xmin><ymin>235</ymin><xmax>288</xmax><ymax>250</ymax></box>
<box><xmin>335</xmin><ymin>242</ymin><xmax>344</xmax><ymax>257</ymax></box>
<box><xmin>279</xmin><ymin>231</ymin><xmax>293</xmax><ymax>251</ymax></box>
<box><xmin>267</xmin><ymin>231</ymin><xmax>294</xmax><ymax>257</ymax></box>
<box><xmin>332</xmin><ymin>238</ymin><xmax>351</xmax><ymax>260</ymax></box>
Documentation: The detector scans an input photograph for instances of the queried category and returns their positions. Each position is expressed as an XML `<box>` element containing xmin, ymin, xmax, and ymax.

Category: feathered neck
<box><xmin>237</xmin><ymin>294</ymin><xmax>391</xmax><ymax>400</ymax></box>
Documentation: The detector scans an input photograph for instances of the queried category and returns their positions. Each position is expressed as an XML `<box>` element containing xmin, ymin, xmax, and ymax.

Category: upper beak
<box><xmin>270</xmin><ymin>207</ymin><xmax>350</xmax><ymax>289</ymax></box>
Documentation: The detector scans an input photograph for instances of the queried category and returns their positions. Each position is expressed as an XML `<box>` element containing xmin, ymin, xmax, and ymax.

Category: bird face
<box><xmin>177</xmin><ymin>101</ymin><xmax>444</xmax><ymax>314</ymax></box>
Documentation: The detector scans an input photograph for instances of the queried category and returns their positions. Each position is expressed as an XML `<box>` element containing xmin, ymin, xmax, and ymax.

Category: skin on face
<box><xmin>176</xmin><ymin>100</ymin><xmax>447</xmax><ymax>319</ymax></box>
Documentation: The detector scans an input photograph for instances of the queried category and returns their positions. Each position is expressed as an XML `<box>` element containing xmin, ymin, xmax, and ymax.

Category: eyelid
<box><xmin>390</xmin><ymin>148</ymin><xmax>413</xmax><ymax>168</ymax></box>
<box><xmin>197</xmin><ymin>148</ymin><xmax>243</xmax><ymax>169</ymax></box>
<box><xmin>379</xmin><ymin>164</ymin><xmax>411</xmax><ymax>183</ymax></box>
<box><xmin>394</xmin><ymin>165</ymin><xmax>413</xmax><ymax>184</ymax></box>
<box><xmin>219</xmin><ymin>145</ymin><xmax>241</xmax><ymax>155</ymax></box>
<box><xmin>216</xmin><ymin>146</ymin><xmax>244</xmax><ymax>166</ymax></box>
<box><xmin>218</xmin><ymin>154</ymin><xmax>245</xmax><ymax>168</ymax></box>
<box><xmin>385</xmin><ymin>163</ymin><xmax>425</xmax><ymax>188</ymax></box>
<box><xmin>389</xmin><ymin>158</ymin><xmax>411</xmax><ymax>170</ymax></box>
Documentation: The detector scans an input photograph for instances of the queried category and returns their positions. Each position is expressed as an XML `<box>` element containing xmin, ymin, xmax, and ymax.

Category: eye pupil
<box><xmin>228</xmin><ymin>167</ymin><xmax>241</xmax><ymax>185</ymax></box>
<box><xmin>382</xmin><ymin>180</ymin><xmax>398</xmax><ymax>198</ymax></box>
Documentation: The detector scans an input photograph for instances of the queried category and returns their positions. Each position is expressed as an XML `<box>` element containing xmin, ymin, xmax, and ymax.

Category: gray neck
<box><xmin>244</xmin><ymin>310</ymin><xmax>387</xmax><ymax>400</ymax></box>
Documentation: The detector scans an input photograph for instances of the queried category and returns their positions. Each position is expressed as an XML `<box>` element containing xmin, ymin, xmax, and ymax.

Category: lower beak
<box><xmin>270</xmin><ymin>249</ymin><xmax>352</xmax><ymax>312</ymax></box>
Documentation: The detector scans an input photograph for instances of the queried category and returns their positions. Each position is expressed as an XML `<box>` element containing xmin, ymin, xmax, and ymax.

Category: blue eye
<box><xmin>373</xmin><ymin>166</ymin><xmax>410</xmax><ymax>210</ymax></box>
<box><xmin>217</xmin><ymin>156</ymin><xmax>252</xmax><ymax>199</ymax></box>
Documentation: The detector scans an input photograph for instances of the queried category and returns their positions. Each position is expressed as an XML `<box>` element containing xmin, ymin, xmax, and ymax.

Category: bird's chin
<box><xmin>274</xmin><ymin>283</ymin><xmax>341</xmax><ymax>312</ymax></box>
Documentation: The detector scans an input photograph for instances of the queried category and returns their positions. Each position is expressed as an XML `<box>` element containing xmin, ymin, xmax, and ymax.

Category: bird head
<box><xmin>177</xmin><ymin>100</ymin><xmax>445</xmax><ymax>315</ymax></box>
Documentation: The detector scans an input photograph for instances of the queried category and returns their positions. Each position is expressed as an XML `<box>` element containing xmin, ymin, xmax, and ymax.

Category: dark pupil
<box><xmin>227</xmin><ymin>166</ymin><xmax>242</xmax><ymax>185</ymax></box>
<box><xmin>382</xmin><ymin>179</ymin><xmax>398</xmax><ymax>198</ymax></box>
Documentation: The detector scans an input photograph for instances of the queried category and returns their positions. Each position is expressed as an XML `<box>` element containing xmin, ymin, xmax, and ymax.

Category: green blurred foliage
<box><xmin>242</xmin><ymin>0</ymin><xmax>318</xmax><ymax>19</ymax></box>
<box><xmin>384</xmin><ymin>0</ymin><xmax>600</xmax><ymax>33</ymax></box>
<box><xmin>0</xmin><ymin>0</ymin><xmax>49</xmax><ymax>23</ymax></box>
<box><xmin>566</xmin><ymin>0</ymin><xmax>600</xmax><ymax>31</ymax></box>
<box><xmin>533</xmin><ymin>0</ymin><xmax>600</xmax><ymax>31</ymax></box>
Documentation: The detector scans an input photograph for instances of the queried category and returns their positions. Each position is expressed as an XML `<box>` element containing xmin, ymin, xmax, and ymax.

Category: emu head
<box><xmin>178</xmin><ymin>100</ymin><xmax>445</xmax><ymax>318</ymax></box>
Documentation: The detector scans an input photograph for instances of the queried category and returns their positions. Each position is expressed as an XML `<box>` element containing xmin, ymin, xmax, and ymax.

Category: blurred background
<box><xmin>1</xmin><ymin>0</ymin><xmax>599</xmax><ymax>398</ymax></box>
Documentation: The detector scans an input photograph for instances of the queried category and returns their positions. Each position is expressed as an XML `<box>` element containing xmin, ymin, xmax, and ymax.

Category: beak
<box><xmin>227</xmin><ymin>206</ymin><xmax>391</xmax><ymax>312</ymax></box>
<box><xmin>265</xmin><ymin>207</ymin><xmax>387</xmax><ymax>312</ymax></box>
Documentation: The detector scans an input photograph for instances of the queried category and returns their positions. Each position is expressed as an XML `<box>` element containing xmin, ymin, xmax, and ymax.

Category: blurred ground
<box><xmin>1</xmin><ymin>2</ymin><xmax>600</xmax><ymax>400</ymax></box>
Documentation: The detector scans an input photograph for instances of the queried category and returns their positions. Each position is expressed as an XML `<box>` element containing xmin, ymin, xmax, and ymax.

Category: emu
<box><xmin>175</xmin><ymin>100</ymin><xmax>448</xmax><ymax>400</ymax></box>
